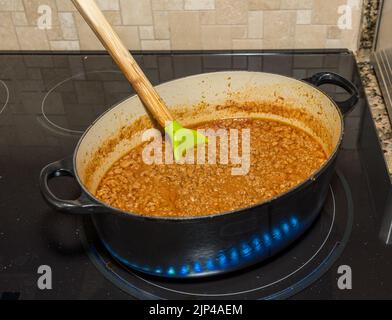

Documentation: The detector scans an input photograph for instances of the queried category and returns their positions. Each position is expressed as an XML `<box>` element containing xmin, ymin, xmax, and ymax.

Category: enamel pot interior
<box><xmin>74</xmin><ymin>71</ymin><xmax>343</xmax><ymax>213</ymax></box>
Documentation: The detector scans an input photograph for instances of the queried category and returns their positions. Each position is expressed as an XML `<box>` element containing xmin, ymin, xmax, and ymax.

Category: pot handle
<box><xmin>39</xmin><ymin>156</ymin><xmax>101</xmax><ymax>214</ymax></box>
<box><xmin>303</xmin><ymin>72</ymin><xmax>359</xmax><ymax>115</ymax></box>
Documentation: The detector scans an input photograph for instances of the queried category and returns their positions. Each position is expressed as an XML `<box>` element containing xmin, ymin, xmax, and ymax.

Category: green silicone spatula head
<box><xmin>72</xmin><ymin>0</ymin><xmax>207</xmax><ymax>161</ymax></box>
<box><xmin>165</xmin><ymin>120</ymin><xmax>208</xmax><ymax>161</ymax></box>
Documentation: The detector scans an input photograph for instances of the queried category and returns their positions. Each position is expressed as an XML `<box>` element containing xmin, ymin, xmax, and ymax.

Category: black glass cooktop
<box><xmin>0</xmin><ymin>49</ymin><xmax>391</xmax><ymax>300</ymax></box>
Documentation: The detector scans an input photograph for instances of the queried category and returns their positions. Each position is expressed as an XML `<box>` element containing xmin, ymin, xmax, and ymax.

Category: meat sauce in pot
<box><xmin>95</xmin><ymin>118</ymin><xmax>327</xmax><ymax>217</ymax></box>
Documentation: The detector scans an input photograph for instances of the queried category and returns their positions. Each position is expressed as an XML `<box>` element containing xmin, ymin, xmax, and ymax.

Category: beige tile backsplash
<box><xmin>0</xmin><ymin>0</ymin><xmax>362</xmax><ymax>50</ymax></box>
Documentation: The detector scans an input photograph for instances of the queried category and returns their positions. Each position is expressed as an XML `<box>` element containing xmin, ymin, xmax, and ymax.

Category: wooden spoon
<box><xmin>71</xmin><ymin>0</ymin><xmax>207</xmax><ymax>160</ymax></box>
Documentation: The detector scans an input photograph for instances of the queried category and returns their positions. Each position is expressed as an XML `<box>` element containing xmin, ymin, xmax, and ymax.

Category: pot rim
<box><xmin>72</xmin><ymin>70</ymin><xmax>345</xmax><ymax>222</ymax></box>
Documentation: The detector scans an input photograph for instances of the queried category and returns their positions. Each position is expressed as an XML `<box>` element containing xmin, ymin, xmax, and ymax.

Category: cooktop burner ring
<box><xmin>82</xmin><ymin>170</ymin><xmax>353</xmax><ymax>300</ymax></box>
<box><xmin>124</xmin><ymin>186</ymin><xmax>336</xmax><ymax>297</ymax></box>
<box><xmin>0</xmin><ymin>79</ymin><xmax>10</xmax><ymax>116</ymax></box>
<box><xmin>40</xmin><ymin>70</ymin><xmax>123</xmax><ymax>135</ymax></box>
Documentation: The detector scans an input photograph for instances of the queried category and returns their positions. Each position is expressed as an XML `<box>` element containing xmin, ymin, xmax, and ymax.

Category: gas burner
<box><xmin>0</xmin><ymin>79</ymin><xmax>10</xmax><ymax>116</ymax></box>
<box><xmin>40</xmin><ymin>70</ymin><xmax>132</xmax><ymax>135</ymax></box>
<box><xmin>81</xmin><ymin>170</ymin><xmax>353</xmax><ymax>300</ymax></box>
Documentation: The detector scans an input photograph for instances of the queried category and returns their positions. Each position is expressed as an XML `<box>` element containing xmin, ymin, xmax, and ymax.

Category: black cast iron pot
<box><xmin>39</xmin><ymin>71</ymin><xmax>358</xmax><ymax>278</ymax></box>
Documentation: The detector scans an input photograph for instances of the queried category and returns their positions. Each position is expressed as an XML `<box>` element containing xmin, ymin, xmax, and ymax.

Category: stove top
<box><xmin>0</xmin><ymin>50</ymin><xmax>391</xmax><ymax>300</ymax></box>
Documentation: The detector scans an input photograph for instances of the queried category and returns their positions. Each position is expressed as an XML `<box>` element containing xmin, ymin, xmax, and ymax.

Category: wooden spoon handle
<box><xmin>71</xmin><ymin>0</ymin><xmax>174</xmax><ymax>127</ymax></box>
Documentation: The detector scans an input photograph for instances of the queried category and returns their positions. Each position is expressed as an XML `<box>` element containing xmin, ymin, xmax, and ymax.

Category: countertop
<box><xmin>356</xmin><ymin>50</ymin><xmax>392</xmax><ymax>174</ymax></box>
<box><xmin>356</xmin><ymin>0</ymin><xmax>392</xmax><ymax>174</ymax></box>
